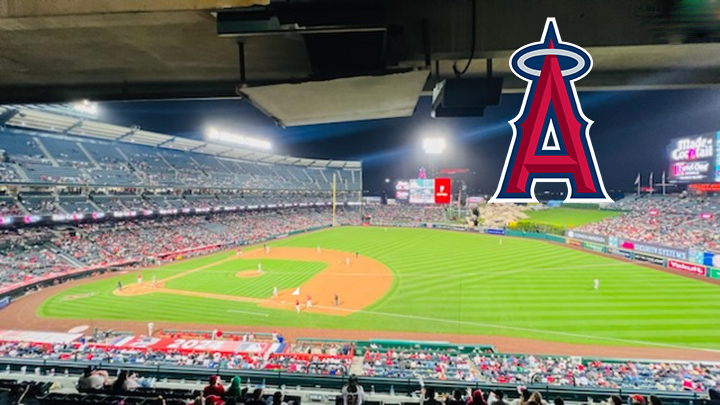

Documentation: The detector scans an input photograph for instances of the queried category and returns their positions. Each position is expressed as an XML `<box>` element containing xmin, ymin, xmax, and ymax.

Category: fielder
<box><xmin>306</xmin><ymin>294</ymin><xmax>312</xmax><ymax>308</ymax></box>
<box><xmin>346</xmin><ymin>257</ymin><xmax>350</xmax><ymax>267</ymax></box>
<box><xmin>147</xmin><ymin>322</ymin><xmax>154</xmax><ymax>337</ymax></box>
<box><xmin>137</xmin><ymin>274</ymin><xmax>142</xmax><ymax>285</ymax></box>
<box><xmin>236</xmin><ymin>248</ymin><xmax>242</xmax><ymax>257</ymax></box>
<box><xmin>258</xmin><ymin>262</ymin><xmax>263</xmax><ymax>273</ymax></box>
<box><xmin>152</xmin><ymin>275</ymin><xmax>156</xmax><ymax>286</ymax></box>
<box><xmin>273</xmin><ymin>286</ymin><xmax>278</xmax><ymax>298</ymax></box>
<box><xmin>295</xmin><ymin>299</ymin><xmax>301</xmax><ymax>314</ymax></box>
<box><xmin>317</xmin><ymin>245</ymin><xmax>321</xmax><ymax>253</ymax></box>
<box><xmin>265</xmin><ymin>245</ymin><xmax>270</xmax><ymax>253</ymax></box>
<box><xmin>116</xmin><ymin>280</ymin><xmax>123</xmax><ymax>291</ymax></box>
<box><xmin>594</xmin><ymin>278</ymin><xmax>600</xmax><ymax>290</ymax></box>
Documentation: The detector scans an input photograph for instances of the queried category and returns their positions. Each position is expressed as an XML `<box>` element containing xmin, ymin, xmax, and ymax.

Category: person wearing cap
<box><xmin>630</xmin><ymin>395</ymin><xmax>646</xmax><ymax>405</ymax></box>
<box><xmin>468</xmin><ymin>389</ymin><xmax>487</xmax><ymax>405</ymax></box>
<box><xmin>203</xmin><ymin>375</ymin><xmax>226</xmax><ymax>399</ymax></box>
<box><xmin>342</xmin><ymin>375</ymin><xmax>365</xmax><ymax>405</ymax></box>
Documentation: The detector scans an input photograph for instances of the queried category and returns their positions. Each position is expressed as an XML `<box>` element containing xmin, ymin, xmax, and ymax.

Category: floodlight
<box><xmin>422</xmin><ymin>137</ymin><xmax>446</xmax><ymax>155</ymax></box>
<box><xmin>205</xmin><ymin>127</ymin><xmax>272</xmax><ymax>151</ymax></box>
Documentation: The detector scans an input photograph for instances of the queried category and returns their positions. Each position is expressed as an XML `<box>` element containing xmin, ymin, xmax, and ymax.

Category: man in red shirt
<box><xmin>203</xmin><ymin>375</ymin><xmax>226</xmax><ymax>399</ymax></box>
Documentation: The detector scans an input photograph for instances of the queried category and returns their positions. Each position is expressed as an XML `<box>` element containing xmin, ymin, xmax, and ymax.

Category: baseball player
<box><xmin>152</xmin><ymin>275</ymin><xmax>156</xmax><ymax>286</ymax></box>
<box><xmin>295</xmin><ymin>299</ymin><xmax>301</xmax><ymax>314</ymax></box>
<box><xmin>334</xmin><ymin>293</ymin><xmax>339</xmax><ymax>307</ymax></box>
<box><xmin>317</xmin><ymin>245</ymin><xmax>321</xmax><ymax>253</ymax></box>
<box><xmin>355</xmin><ymin>252</ymin><xmax>359</xmax><ymax>259</ymax></box>
<box><xmin>116</xmin><ymin>280</ymin><xmax>123</xmax><ymax>291</ymax></box>
<box><xmin>137</xmin><ymin>274</ymin><xmax>142</xmax><ymax>285</ymax></box>
<box><xmin>594</xmin><ymin>278</ymin><xmax>600</xmax><ymax>290</ymax></box>
<box><xmin>266</xmin><ymin>245</ymin><xmax>270</xmax><ymax>253</ymax></box>
<box><xmin>258</xmin><ymin>262</ymin><xmax>263</xmax><ymax>273</ymax></box>
<box><xmin>273</xmin><ymin>286</ymin><xmax>278</xmax><ymax>298</ymax></box>
<box><xmin>306</xmin><ymin>294</ymin><xmax>312</xmax><ymax>308</ymax></box>
<box><xmin>147</xmin><ymin>322</ymin><xmax>154</xmax><ymax>337</ymax></box>
<box><xmin>346</xmin><ymin>257</ymin><xmax>350</xmax><ymax>267</ymax></box>
<box><xmin>236</xmin><ymin>248</ymin><xmax>242</xmax><ymax>257</ymax></box>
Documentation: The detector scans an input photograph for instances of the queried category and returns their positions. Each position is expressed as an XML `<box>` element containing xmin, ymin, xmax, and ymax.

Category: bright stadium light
<box><xmin>72</xmin><ymin>99</ymin><xmax>98</xmax><ymax>116</ymax></box>
<box><xmin>206</xmin><ymin>127</ymin><xmax>272</xmax><ymax>151</ymax></box>
<box><xmin>422</xmin><ymin>137</ymin><xmax>446</xmax><ymax>155</ymax></box>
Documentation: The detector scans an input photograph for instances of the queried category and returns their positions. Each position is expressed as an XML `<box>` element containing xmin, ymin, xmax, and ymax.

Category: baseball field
<box><xmin>34</xmin><ymin>225</ymin><xmax>720</xmax><ymax>354</ymax></box>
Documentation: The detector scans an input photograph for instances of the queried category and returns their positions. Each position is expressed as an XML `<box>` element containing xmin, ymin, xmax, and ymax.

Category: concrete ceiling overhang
<box><xmin>0</xmin><ymin>0</ymin><xmax>719</xmax><ymax>104</ymax></box>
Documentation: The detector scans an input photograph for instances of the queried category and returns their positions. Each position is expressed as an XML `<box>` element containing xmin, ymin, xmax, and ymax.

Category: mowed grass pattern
<box><xmin>39</xmin><ymin>227</ymin><xmax>720</xmax><ymax>350</ymax></box>
<box><xmin>165</xmin><ymin>259</ymin><xmax>326</xmax><ymax>298</ymax></box>
<box><xmin>524</xmin><ymin>207</ymin><xmax>621</xmax><ymax>227</ymax></box>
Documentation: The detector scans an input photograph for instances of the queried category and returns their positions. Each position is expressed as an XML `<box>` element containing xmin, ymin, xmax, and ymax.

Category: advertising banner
<box><xmin>667</xmin><ymin>260</ymin><xmax>707</xmax><ymax>276</ymax></box>
<box><xmin>619</xmin><ymin>240</ymin><xmax>688</xmax><ymax>261</ymax></box>
<box><xmin>582</xmin><ymin>242</ymin><xmax>606</xmax><ymax>253</ymax></box>
<box><xmin>689</xmin><ymin>250</ymin><xmax>720</xmax><ymax>267</ymax></box>
<box><xmin>434</xmin><ymin>178</ymin><xmax>451</xmax><ymax>204</ymax></box>
<box><xmin>608</xmin><ymin>248</ymin><xmax>632</xmax><ymax>259</ymax></box>
<box><xmin>634</xmin><ymin>253</ymin><xmax>667</xmax><ymax>266</ymax></box>
<box><xmin>709</xmin><ymin>268</ymin><xmax>720</xmax><ymax>280</ymax></box>
<box><xmin>566</xmin><ymin>230</ymin><xmax>608</xmax><ymax>245</ymax></box>
<box><xmin>486</xmin><ymin>228</ymin><xmax>505</xmax><ymax>236</ymax></box>
<box><xmin>567</xmin><ymin>239</ymin><xmax>582</xmax><ymax>247</ymax></box>
<box><xmin>667</xmin><ymin>133</ymin><xmax>716</xmax><ymax>183</ymax></box>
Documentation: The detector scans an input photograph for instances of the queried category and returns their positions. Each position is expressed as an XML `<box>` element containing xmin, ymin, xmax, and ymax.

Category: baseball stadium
<box><xmin>3</xmin><ymin>2</ymin><xmax>720</xmax><ymax>405</ymax></box>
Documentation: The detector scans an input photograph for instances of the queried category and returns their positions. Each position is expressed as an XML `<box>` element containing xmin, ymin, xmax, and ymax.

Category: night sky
<box><xmin>98</xmin><ymin>88</ymin><xmax>720</xmax><ymax>196</ymax></box>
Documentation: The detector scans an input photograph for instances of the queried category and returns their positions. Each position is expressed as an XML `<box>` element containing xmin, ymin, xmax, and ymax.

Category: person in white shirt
<box><xmin>594</xmin><ymin>278</ymin><xmax>600</xmax><ymax>290</ymax></box>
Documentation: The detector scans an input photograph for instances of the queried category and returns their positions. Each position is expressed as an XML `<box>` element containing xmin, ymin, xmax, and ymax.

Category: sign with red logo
<box><xmin>667</xmin><ymin>260</ymin><xmax>707</xmax><ymax>276</ymax></box>
<box><xmin>699</xmin><ymin>213</ymin><xmax>714</xmax><ymax>220</ymax></box>
<box><xmin>434</xmin><ymin>178</ymin><xmax>451</xmax><ymax>204</ymax></box>
<box><xmin>649</xmin><ymin>209</ymin><xmax>659</xmax><ymax>216</ymax></box>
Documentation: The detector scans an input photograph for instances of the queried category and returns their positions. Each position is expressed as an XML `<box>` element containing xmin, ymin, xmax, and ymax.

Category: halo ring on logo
<box><xmin>516</xmin><ymin>49</ymin><xmax>586</xmax><ymax>78</ymax></box>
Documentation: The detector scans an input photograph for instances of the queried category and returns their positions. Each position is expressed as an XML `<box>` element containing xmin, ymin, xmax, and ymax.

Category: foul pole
<box><xmin>332</xmin><ymin>172</ymin><xmax>337</xmax><ymax>226</ymax></box>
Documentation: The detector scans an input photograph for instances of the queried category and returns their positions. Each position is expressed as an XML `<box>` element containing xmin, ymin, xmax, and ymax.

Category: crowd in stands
<box><xmin>364</xmin><ymin>205</ymin><xmax>447</xmax><ymax>225</ymax></box>
<box><xmin>578</xmin><ymin>194</ymin><xmax>720</xmax><ymax>253</ymax></box>
<box><xmin>362</xmin><ymin>349</ymin><xmax>476</xmax><ymax>381</ymax></box>
<box><xmin>471</xmin><ymin>353</ymin><xmax>720</xmax><ymax>392</ymax></box>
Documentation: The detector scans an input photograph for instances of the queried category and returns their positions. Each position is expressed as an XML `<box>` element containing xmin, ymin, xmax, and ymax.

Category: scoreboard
<box><xmin>396</xmin><ymin>178</ymin><xmax>452</xmax><ymax>204</ymax></box>
<box><xmin>668</xmin><ymin>132</ymin><xmax>720</xmax><ymax>183</ymax></box>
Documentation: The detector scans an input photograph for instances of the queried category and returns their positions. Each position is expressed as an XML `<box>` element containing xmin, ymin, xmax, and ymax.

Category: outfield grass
<box><xmin>524</xmin><ymin>207</ymin><xmax>621</xmax><ymax>227</ymax></box>
<box><xmin>39</xmin><ymin>227</ymin><xmax>720</xmax><ymax>350</ymax></box>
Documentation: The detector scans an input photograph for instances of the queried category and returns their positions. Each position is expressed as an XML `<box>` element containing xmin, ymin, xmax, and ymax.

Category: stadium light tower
<box><xmin>422</xmin><ymin>137</ymin><xmax>446</xmax><ymax>178</ymax></box>
<box><xmin>422</xmin><ymin>137</ymin><xmax>446</xmax><ymax>155</ymax></box>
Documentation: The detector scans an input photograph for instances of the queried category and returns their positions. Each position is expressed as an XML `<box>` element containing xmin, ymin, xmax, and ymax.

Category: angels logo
<box><xmin>490</xmin><ymin>18</ymin><xmax>612</xmax><ymax>203</ymax></box>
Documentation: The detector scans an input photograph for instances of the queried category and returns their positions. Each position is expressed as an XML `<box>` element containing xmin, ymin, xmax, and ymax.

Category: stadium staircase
<box><xmin>42</xmin><ymin>242</ymin><xmax>85</xmax><ymax>268</ymax></box>
<box><xmin>10</xmin><ymin>163</ymin><xmax>29</xmax><ymax>182</ymax></box>
<box><xmin>75</xmin><ymin>142</ymin><xmax>101</xmax><ymax>169</ymax></box>
<box><xmin>33</xmin><ymin>137</ymin><xmax>59</xmax><ymax>166</ymax></box>
<box><xmin>349</xmin><ymin>355</ymin><xmax>365</xmax><ymax>375</ymax></box>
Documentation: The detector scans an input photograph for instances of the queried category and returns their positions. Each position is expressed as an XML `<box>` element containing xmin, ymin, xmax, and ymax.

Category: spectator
<box><xmin>272</xmin><ymin>391</ymin><xmax>288</xmax><ymax>405</ymax></box>
<box><xmin>226</xmin><ymin>376</ymin><xmax>243</xmax><ymax>399</ymax></box>
<box><xmin>489</xmin><ymin>390</ymin><xmax>508</xmax><ymax>405</ymax></box>
<box><xmin>448</xmin><ymin>390</ymin><xmax>467</xmax><ymax>405</ymax></box>
<box><xmin>631</xmin><ymin>395</ymin><xmax>646</xmax><ymax>405</ymax></box>
<box><xmin>203</xmin><ymin>375</ymin><xmax>226</xmax><ymax>398</ymax></box>
<box><xmin>423</xmin><ymin>387</ymin><xmax>443</xmax><ymax>405</ymax></box>
<box><xmin>78</xmin><ymin>366</ymin><xmax>109</xmax><ymax>390</ymax></box>
<box><xmin>468</xmin><ymin>389</ymin><xmax>487</xmax><ymax>405</ymax></box>
<box><xmin>342</xmin><ymin>375</ymin><xmax>365</xmax><ymax>405</ymax></box>
<box><xmin>247</xmin><ymin>388</ymin><xmax>266</xmax><ymax>405</ymax></box>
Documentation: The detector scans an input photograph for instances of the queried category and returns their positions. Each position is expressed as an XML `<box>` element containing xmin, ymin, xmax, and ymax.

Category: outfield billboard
<box><xmin>667</xmin><ymin>260</ymin><xmax>707</xmax><ymax>276</ymax></box>
<box><xmin>566</xmin><ymin>230</ymin><xmax>608</xmax><ymax>245</ymax></box>
<box><xmin>667</xmin><ymin>132</ymin><xmax>718</xmax><ymax>183</ymax></box>
<box><xmin>616</xmin><ymin>239</ymin><xmax>689</xmax><ymax>261</ymax></box>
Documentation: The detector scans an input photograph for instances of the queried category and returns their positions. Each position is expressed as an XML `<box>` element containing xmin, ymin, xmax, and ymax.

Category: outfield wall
<box><xmin>564</xmin><ymin>229</ymin><xmax>720</xmax><ymax>280</ymax></box>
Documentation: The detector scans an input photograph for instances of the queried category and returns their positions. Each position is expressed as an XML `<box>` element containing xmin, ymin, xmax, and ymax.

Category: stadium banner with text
<box><xmin>633</xmin><ymin>253</ymin><xmax>667</xmax><ymax>266</ymax></box>
<box><xmin>709</xmin><ymin>268</ymin><xmax>720</xmax><ymax>280</ymax></box>
<box><xmin>618</xmin><ymin>239</ymin><xmax>689</xmax><ymax>261</ymax></box>
<box><xmin>582</xmin><ymin>242</ymin><xmax>606</xmax><ymax>253</ymax></box>
<box><xmin>667</xmin><ymin>133</ymin><xmax>716</xmax><ymax>183</ymax></box>
<box><xmin>567</xmin><ymin>239</ymin><xmax>583</xmax><ymax>247</ymax></box>
<box><xmin>667</xmin><ymin>260</ymin><xmax>707</xmax><ymax>276</ymax></box>
<box><xmin>486</xmin><ymin>228</ymin><xmax>506</xmax><ymax>236</ymax></box>
<box><xmin>565</xmin><ymin>230</ymin><xmax>608</xmax><ymax>245</ymax></box>
<box><xmin>607</xmin><ymin>248</ymin><xmax>632</xmax><ymax>259</ymax></box>
<box><xmin>434</xmin><ymin>178</ymin><xmax>451</xmax><ymax>204</ymax></box>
